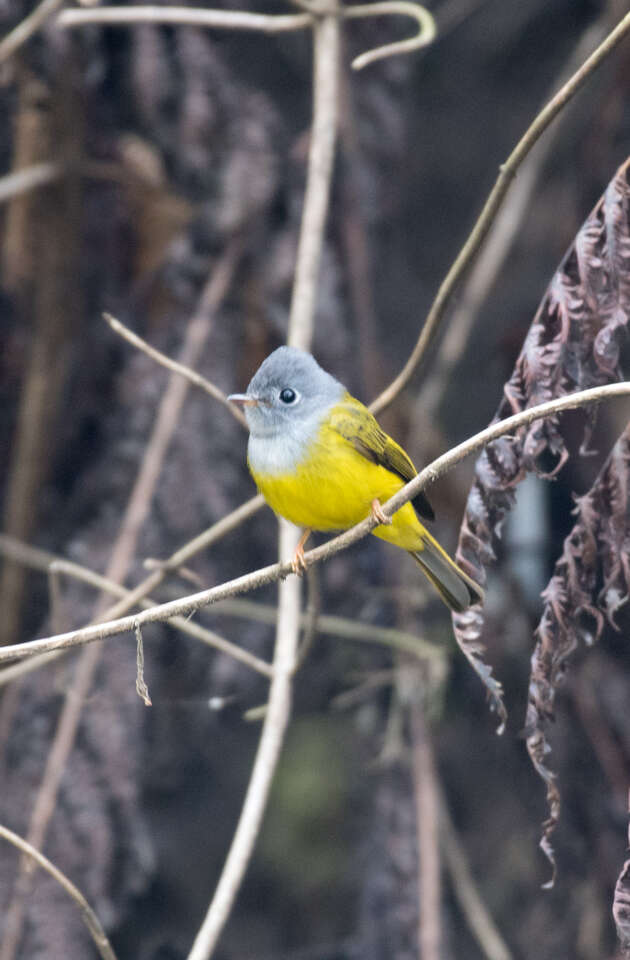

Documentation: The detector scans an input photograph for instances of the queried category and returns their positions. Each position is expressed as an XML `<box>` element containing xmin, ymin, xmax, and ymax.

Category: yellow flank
<box><xmin>249</xmin><ymin>402</ymin><xmax>427</xmax><ymax>553</ymax></box>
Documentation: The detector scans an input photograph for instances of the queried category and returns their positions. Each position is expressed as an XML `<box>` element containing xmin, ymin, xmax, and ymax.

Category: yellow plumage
<box><xmin>251</xmin><ymin>399</ymin><xmax>419</xmax><ymax>547</ymax></box>
<box><xmin>231</xmin><ymin>349</ymin><xmax>483</xmax><ymax>612</ymax></box>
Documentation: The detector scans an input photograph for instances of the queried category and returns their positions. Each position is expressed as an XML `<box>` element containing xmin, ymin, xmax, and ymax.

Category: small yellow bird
<box><xmin>229</xmin><ymin>347</ymin><xmax>483</xmax><ymax>612</ymax></box>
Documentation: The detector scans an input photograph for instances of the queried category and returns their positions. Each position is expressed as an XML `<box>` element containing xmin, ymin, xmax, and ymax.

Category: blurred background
<box><xmin>1</xmin><ymin>0</ymin><xmax>630</xmax><ymax>957</ymax></box>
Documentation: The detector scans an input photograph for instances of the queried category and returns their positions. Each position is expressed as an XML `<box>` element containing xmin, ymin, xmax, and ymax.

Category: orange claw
<box><xmin>371</xmin><ymin>499</ymin><xmax>392</xmax><ymax>525</ymax></box>
<box><xmin>291</xmin><ymin>529</ymin><xmax>311</xmax><ymax>576</ymax></box>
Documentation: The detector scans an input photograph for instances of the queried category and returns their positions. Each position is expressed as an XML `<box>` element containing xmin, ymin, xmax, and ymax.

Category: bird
<box><xmin>228</xmin><ymin>346</ymin><xmax>483</xmax><ymax>612</ymax></box>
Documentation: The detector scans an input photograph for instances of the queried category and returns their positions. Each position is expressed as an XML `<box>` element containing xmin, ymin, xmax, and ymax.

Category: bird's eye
<box><xmin>279</xmin><ymin>388</ymin><xmax>298</xmax><ymax>405</ymax></box>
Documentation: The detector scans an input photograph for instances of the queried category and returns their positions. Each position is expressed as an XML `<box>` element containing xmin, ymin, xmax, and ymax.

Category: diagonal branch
<box><xmin>3</xmin><ymin>382</ymin><xmax>629</xmax><ymax>668</ymax></box>
<box><xmin>370</xmin><ymin>8</ymin><xmax>630</xmax><ymax>414</ymax></box>
<box><xmin>0</xmin><ymin>825</ymin><xmax>118</xmax><ymax>960</ymax></box>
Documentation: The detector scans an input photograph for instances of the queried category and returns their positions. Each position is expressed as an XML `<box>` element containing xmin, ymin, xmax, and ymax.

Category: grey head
<box><xmin>229</xmin><ymin>346</ymin><xmax>345</xmax><ymax>442</ymax></box>
<box><xmin>229</xmin><ymin>347</ymin><xmax>346</xmax><ymax>475</ymax></box>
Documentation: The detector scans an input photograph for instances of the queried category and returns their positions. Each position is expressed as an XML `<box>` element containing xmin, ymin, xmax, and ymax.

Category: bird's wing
<box><xmin>329</xmin><ymin>397</ymin><xmax>435</xmax><ymax>522</ymax></box>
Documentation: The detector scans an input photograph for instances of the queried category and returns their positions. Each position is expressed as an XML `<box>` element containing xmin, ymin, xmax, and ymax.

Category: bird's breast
<box><xmin>248</xmin><ymin>418</ymin><xmax>410</xmax><ymax>534</ymax></box>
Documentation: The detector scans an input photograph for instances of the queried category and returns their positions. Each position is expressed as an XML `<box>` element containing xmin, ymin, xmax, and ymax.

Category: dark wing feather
<box><xmin>330</xmin><ymin>398</ymin><xmax>435</xmax><ymax>522</ymax></box>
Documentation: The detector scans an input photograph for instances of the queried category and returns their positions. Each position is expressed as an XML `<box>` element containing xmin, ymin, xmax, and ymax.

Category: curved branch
<box><xmin>344</xmin><ymin>1</ymin><xmax>435</xmax><ymax>70</ymax></box>
<box><xmin>370</xmin><ymin>8</ymin><xmax>630</xmax><ymax>414</ymax></box>
<box><xmin>56</xmin><ymin>0</ymin><xmax>435</xmax><ymax>72</ymax></box>
<box><xmin>4</xmin><ymin>382</ymin><xmax>629</xmax><ymax>666</ymax></box>
<box><xmin>104</xmin><ymin>313</ymin><xmax>247</xmax><ymax>428</ymax></box>
<box><xmin>0</xmin><ymin>825</ymin><xmax>118</xmax><ymax>960</ymax></box>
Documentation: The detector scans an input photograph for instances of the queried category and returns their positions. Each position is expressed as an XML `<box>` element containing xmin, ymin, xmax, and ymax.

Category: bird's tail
<box><xmin>411</xmin><ymin>532</ymin><xmax>483</xmax><ymax>613</ymax></box>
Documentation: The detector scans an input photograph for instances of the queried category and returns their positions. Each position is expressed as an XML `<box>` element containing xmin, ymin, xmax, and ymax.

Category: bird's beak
<box><xmin>228</xmin><ymin>393</ymin><xmax>260</xmax><ymax>408</ymax></box>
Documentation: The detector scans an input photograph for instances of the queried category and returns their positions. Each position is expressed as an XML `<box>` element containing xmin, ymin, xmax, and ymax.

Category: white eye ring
<box><xmin>279</xmin><ymin>388</ymin><xmax>300</xmax><ymax>405</ymax></box>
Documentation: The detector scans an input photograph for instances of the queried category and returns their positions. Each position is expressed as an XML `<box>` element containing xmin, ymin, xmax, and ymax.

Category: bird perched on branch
<box><xmin>229</xmin><ymin>347</ymin><xmax>483</xmax><ymax>612</ymax></box>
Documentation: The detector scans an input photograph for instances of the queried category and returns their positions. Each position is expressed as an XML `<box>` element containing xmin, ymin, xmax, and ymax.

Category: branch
<box><xmin>188</xmin><ymin>520</ymin><xmax>300</xmax><ymax>960</ymax></box>
<box><xmin>0</xmin><ymin>0</ymin><xmax>64</xmax><ymax>63</ymax></box>
<box><xmin>4</xmin><ymin>382</ymin><xmax>629</xmax><ymax>666</ymax></box>
<box><xmin>439</xmin><ymin>793</ymin><xmax>513</xmax><ymax>960</ymax></box>
<box><xmin>370</xmin><ymin>8</ymin><xmax>630</xmax><ymax>414</ymax></box>
<box><xmin>0</xmin><ymin>825</ymin><xmax>118</xmax><ymax>960</ymax></box>
<box><xmin>216</xmin><ymin>597</ymin><xmax>441</xmax><ymax>659</ymax></box>
<box><xmin>0</xmin><ymin>163</ymin><xmax>61</xmax><ymax>204</ymax></box>
<box><xmin>0</xmin><ymin>495</ymin><xmax>265</xmax><ymax>688</ymax></box>
<box><xmin>0</xmin><ymin>535</ymin><xmax>273</xmax><ymax>680</ymax></box>
<box><xmin>55</xmin><ymin>1</ymin><xmax>435</xmax><ymax>71</ymax></box>
<box><xmin>57</xmin><ymin>5</ymin><xmax>313</xmax><ymax>32</ymax></box>
<box><xmin>288</xmin><ymin>10</ymin><xmax>340</xmax><ymax>348</ymax></box>
<box><xmin>344</xmin><ymin>1</ymin><xmax>435</xmax><ymax>70</ymax></box>
<box><xmin>104</xmin><ymin>313</ymin><xmax>247</xmax><ymax>428</ymax></box>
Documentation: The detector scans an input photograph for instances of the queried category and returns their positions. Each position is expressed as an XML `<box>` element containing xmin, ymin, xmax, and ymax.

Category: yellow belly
<box><xmin>249</xmin><ymin>421</ymin><xmax>425</xmax><ymax>552</ymax></box>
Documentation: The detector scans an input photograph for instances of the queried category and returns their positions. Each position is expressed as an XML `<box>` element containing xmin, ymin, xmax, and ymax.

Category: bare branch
<box><xmin>56</xmin><ymin>0</ymin><xmax>435</xmax><ymax>72</ymax></box>
<box><xmin>0</xmin><ymin>535</ymin><xmax>438</xmax><ymax>665</ymax></box>
<box><xmin>57</xmin><ymin>5</ymin><xmax>313</xmax><ymax>33</ymax></box>
<box><xmin>411</xmin><ymin>694</ymin><xmax>441</xmax><ymax>960</ymax></box>
<box><xmin>0</xmin><ymin>163</ymin><xmax>61</xmax><ymax>204</ymax></box>
<box><xmin>0</xmin><ymin>0</ymin><xmax>64</xmax><ymax>64</ymax></box>
<box><xmin>188</xmin><ymin>9</ymin><xmax>343</xmax><ymax>951</ymax></box>
<box><xmin>104</xmin><ymin>313</ymin><xmax>247</xmax><ymax>428</ymax></box>
<box><xmin>3</xmin><ymin>382</ymin><xmax>629</xmax><ymax>668</ymax></box>
<box><xmin>288</xmin><ymin>10</ymin><xmax>340</xmax><ymax>349</ymax></box>
<box><xmin>440</xmin><ymin>793</ymin><xmax>513</xmax><ymax>960</ymax></box>
<box><xmin>187</xmin><ymin>518</ymin><xmax>301</xmax><ymax>960</ymax></box>
<box><xmin>0</xmin><ymin>535</ymin><xmax>274</xmax><ymax>681</ymax></box>
<box><xmin>370</xmin><ymin>8</ymin><xmax>630</xmax><ymax>414</ymax></box>
<box><xmin>217</xmin><ymin>597</ymin><xmax>441</xmax><ymax>658</ymax></box>
<box><xmin>0</xmin><ymin>825</ymin><xmax>118</xmax><ymax>960</ymax></box>
<box><xmin>0</xmin><ymin>495</ymin><xmax>267</xmax><ymax>687</ymax></box>
<box><xmin>345</xmin><ymin>1</ymin><xmax>435</xmax><ymax>70</ymax></box>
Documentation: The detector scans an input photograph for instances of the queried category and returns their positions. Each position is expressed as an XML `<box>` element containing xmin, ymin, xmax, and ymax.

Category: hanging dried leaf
<box><xmin>525</xmin><ymin>423</ymin><xmax>630</xmax><ymax>886</ymax></box>
<box><xmin>453</xmin><ymin>156</ymin><xmax>630</xmax><ymax>727</ymax></box>
<box><xmin>614</xmin><ymin>792</ymin><xmax>630</xmax><ymax>954</ymax></box>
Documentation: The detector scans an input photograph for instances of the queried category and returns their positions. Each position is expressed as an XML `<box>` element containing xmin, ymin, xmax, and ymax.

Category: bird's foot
<box><xmin>371</xmin><ymin>499</ymin><xmax>392</xmax><ymax>525</ymax></box>
<box><xmin>291</xmin><ymin>529</ymin><xmax>311</xmax><ymax>576</ymax></box>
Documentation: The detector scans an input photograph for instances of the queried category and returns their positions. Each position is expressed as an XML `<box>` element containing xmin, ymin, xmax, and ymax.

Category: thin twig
<box><xmin>0</xmin><ymin>163</ymin><xmax>61</xmax><ymax>204</ymax></box>
<box><xmin>0</xmin><ymin>495</ymin><xmax>266</xmax><ymax>686</ymax></box>
<box><xmin>57</xmin><ymin>5</ymin><xmax>313</xmax><ymax>32</ymax></box>
<box><xmin>411</xmin><ymin>693</ymin><xmax>441</xmax><ymax>960</ymax></box>
<box><xmin>416</xmin><ymin>16</ymin><xmax>609</xmax><ymax>423</ymax></box>
<box><xmin>104</xmin><ymin>313</ymin><xmax>247</xmax><ymax>428</ymax></box>
<box><xmin>0</xmin><ymin>0</ymin><xmax>64</xmax><ymax>63</ymax></box>
<box><xmin>344</xmin><ymin>1</ymin><xmax>435</xmax><ymax>70</ymax></box>
<box><xmin>370</xmin><ymin>9</ymin><xmax>630</xmax><ymax>414</ymax></box>
<box><xmin>440</xmin><ymin>794</ymin><xmax>513</xmax><ymax>960</ymax></box>
<box><xmin>0</xmin><ymin>825</ymin><xmax>118</xmax><ymax>960</ymax></box>
<box><xmin>294</xmin><ymin>565</ymin><xmax>320</xmax><ymax>669</ymax></box>
<box><xmin>4</xmin><ymin>382</ymin><xmax>629</xmax><ymax>666</ymax></box>
<box><xmin>216</xmin><ymin>597</ymin><xmax>439</xmax><ymax>659</ymax></box>
<box><xmin>56</xmin><ymin>1</ymin><xmax>434</xmax><ymax>71</ymax></box>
